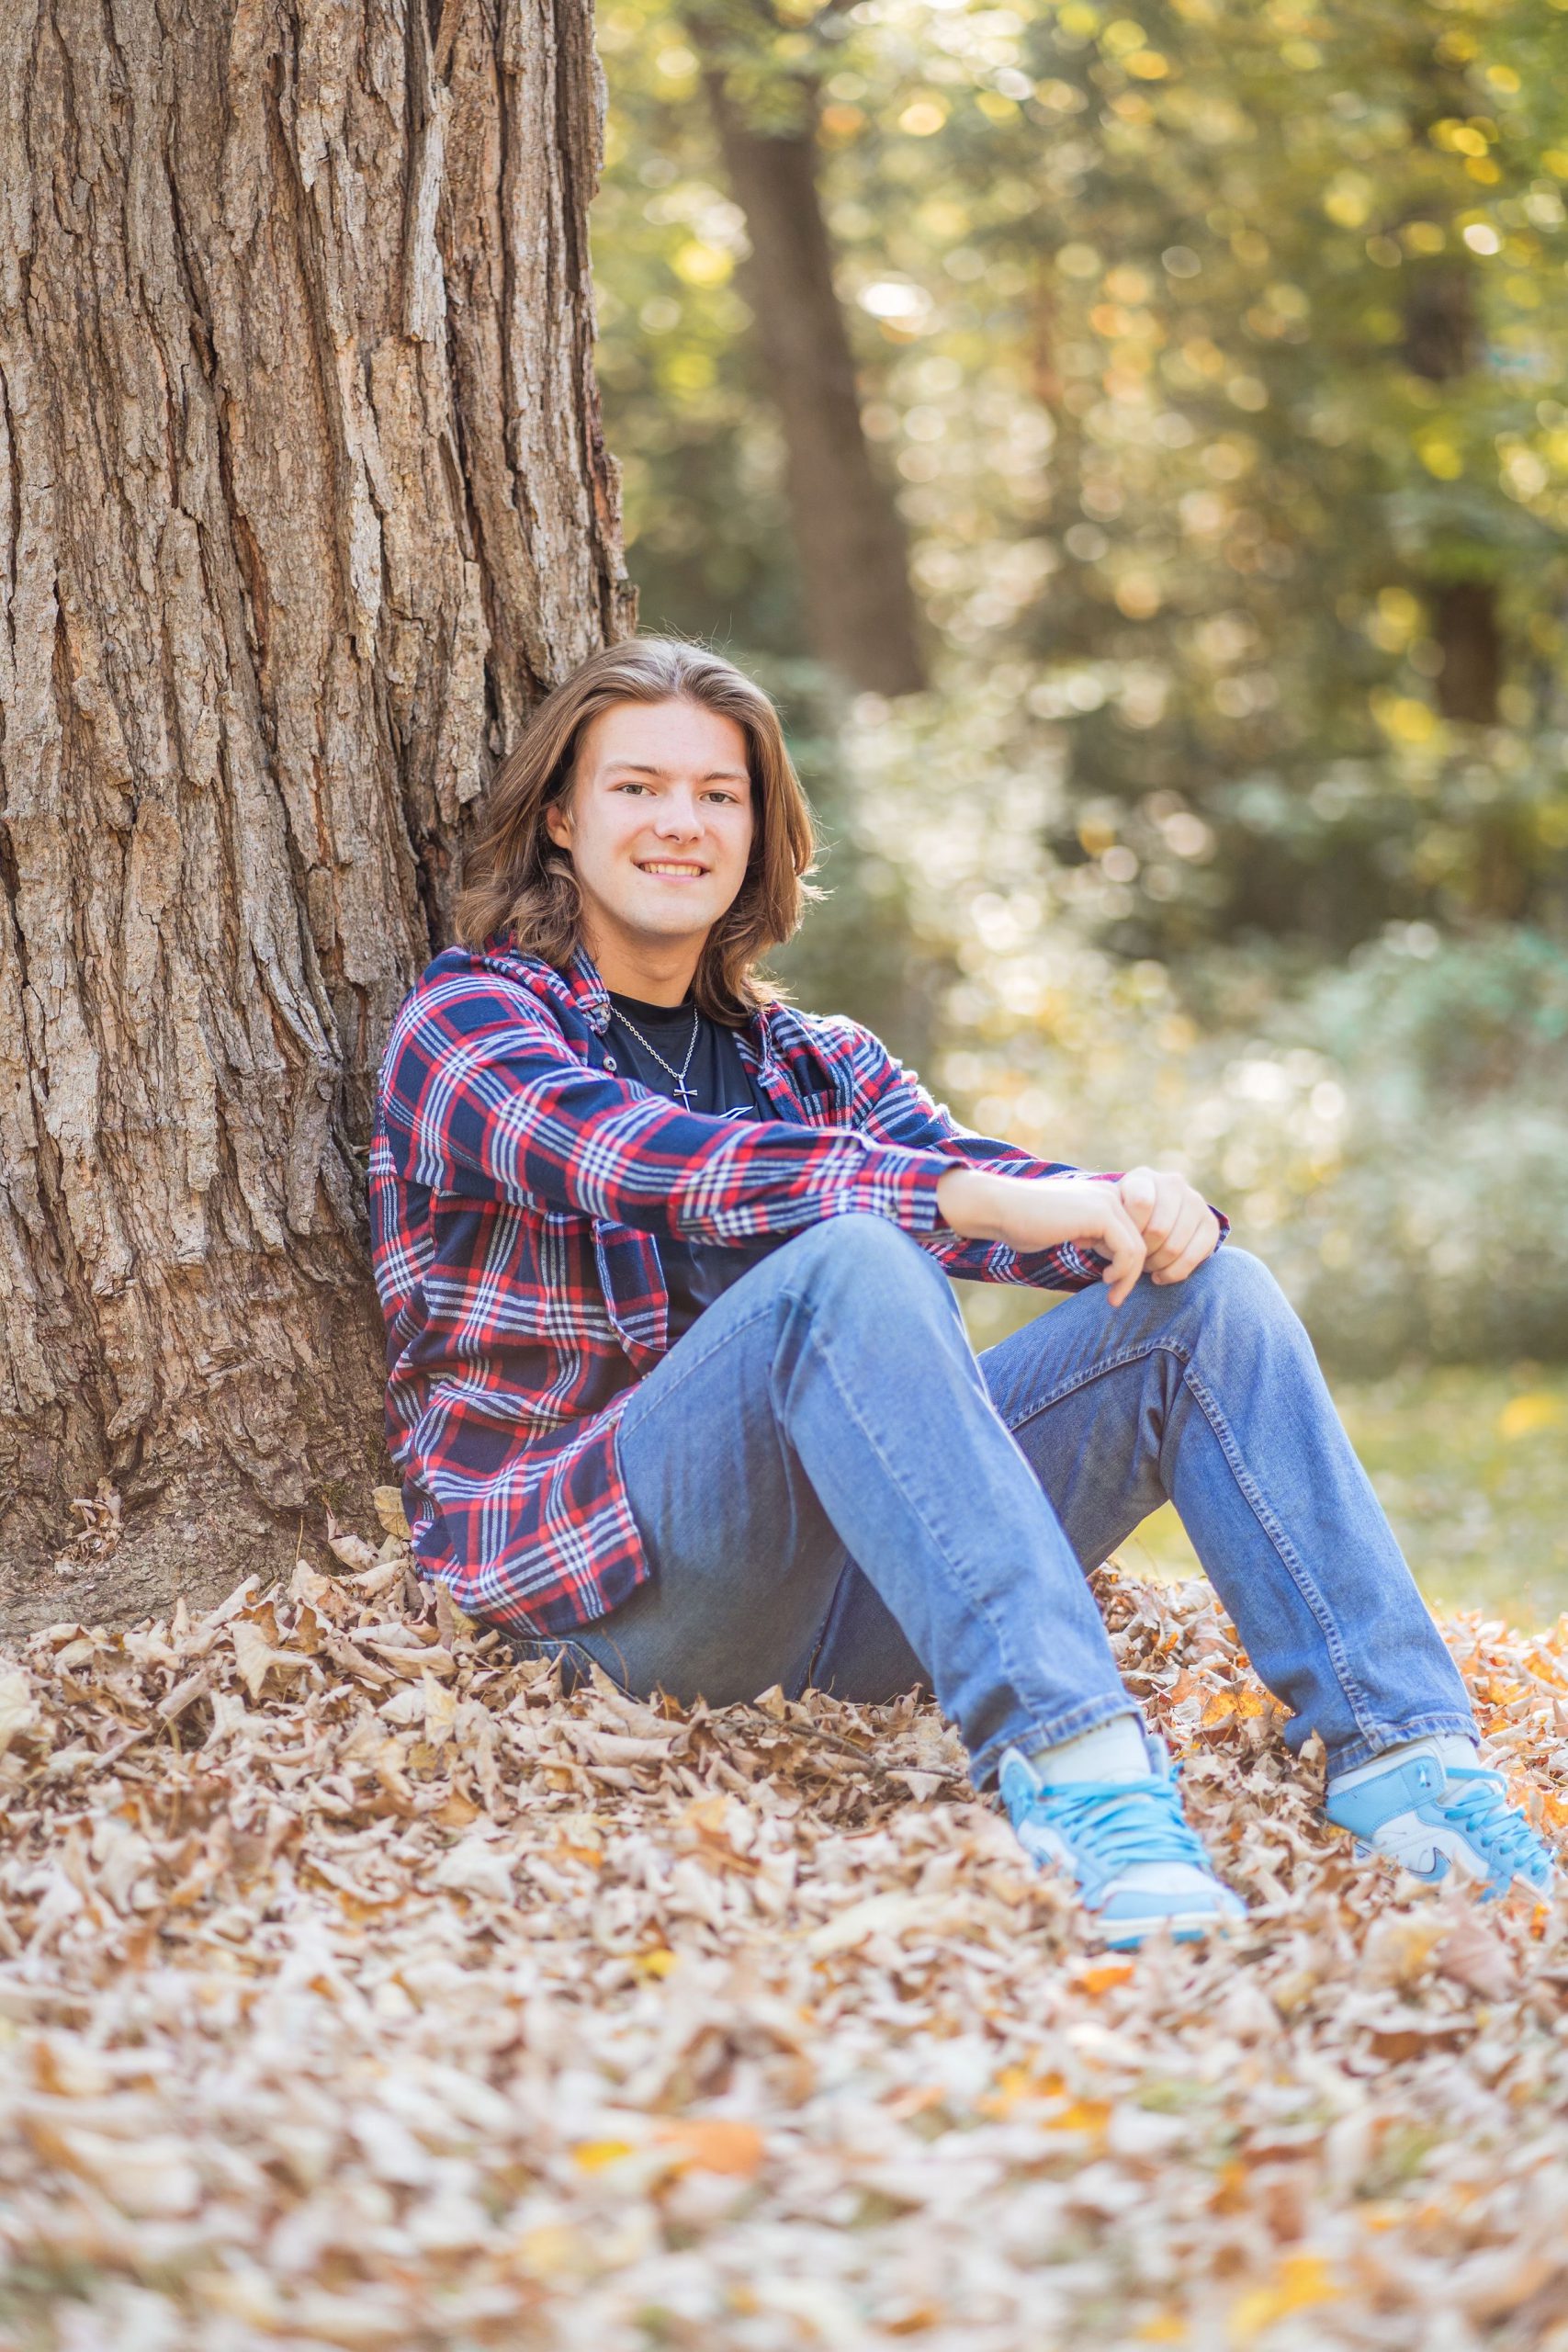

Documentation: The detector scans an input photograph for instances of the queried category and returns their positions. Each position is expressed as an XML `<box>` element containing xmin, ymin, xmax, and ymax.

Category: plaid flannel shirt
<box><xmin>370</xmin><ymin>937</ymin><xmax>1225</xmax><ymax>1634</ymax></box>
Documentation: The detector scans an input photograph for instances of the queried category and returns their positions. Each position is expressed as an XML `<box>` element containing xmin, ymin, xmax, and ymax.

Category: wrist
<box><xmin>937</xmin><ymin>1164</ymin><xmax>1008</xmax><ymax>1241</ymax></box>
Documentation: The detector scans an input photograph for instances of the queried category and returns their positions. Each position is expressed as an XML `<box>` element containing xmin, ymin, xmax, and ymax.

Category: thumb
<box><xmin>1118</xmin><ymin>1166</ymin><xmax>1157</xmax><ymax>1227</ymax></box>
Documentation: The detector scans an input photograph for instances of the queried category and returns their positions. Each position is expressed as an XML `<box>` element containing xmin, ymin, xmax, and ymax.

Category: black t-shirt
<box><xmin>603</xmin><ymin>989</ymin><xmax>786</xmax><ymax>1339</ymax></box>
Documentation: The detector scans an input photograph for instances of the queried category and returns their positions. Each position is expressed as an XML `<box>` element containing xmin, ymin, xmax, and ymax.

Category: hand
<box><xmin>1116</xmin><ymin>1165</ymin><xmax>1221</xmax><ymax>1286</ymax></box>
<box><xmin>935</xmin><ymin>1167</ymin><xmax>1150</xmax><ymax>1307</ymax></box>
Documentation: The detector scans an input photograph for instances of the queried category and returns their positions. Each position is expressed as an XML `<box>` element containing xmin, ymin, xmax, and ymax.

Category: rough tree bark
<box><xmin>694</xmin><ymin>32</ymin><xmax>925</xmax><ymax>698</ymax></box>
<box><xmin>0</xmin><ymin>0</ymin><xmax>633</xmax><ymax>1629</ymax></box>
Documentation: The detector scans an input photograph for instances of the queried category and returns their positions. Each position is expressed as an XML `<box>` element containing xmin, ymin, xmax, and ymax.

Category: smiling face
<box><xmin>544</xmin><ymin>697</ymin><xmax>756</xmax><ymax>999</ymax></box>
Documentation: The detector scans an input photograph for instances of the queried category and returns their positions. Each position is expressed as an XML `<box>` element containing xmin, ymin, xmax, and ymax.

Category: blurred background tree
<box><xmin>589</xmin><ymin>0</ymin><xmax>1568</xmax><ymax>1598</ymax></box>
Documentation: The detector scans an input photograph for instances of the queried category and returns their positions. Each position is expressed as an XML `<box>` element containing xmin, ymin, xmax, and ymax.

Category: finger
<box><xmin>1145</xmin><ymin>1189</ymin><xmax>1204</xmax><ymax>1272</ymax></box>
<box><xmin>1099</xmin><ymin>1201</ymin><xmax>1148</xmax><ymax>1308</ymax></box>
<box><xmin>1117</xmin><ymin>1167</ymin><xmax>1158</xmax><ymax>1230</ymax></box>
<box><xmin>1151</xmin><ymin>1211</ymin><xmax>1222</xmax><ymax>1286</ymax></box>
<box><xmin>1140</xmin><ymin>1169</ymin><xmax>1186</xmax><ymax>1252</ymax></box>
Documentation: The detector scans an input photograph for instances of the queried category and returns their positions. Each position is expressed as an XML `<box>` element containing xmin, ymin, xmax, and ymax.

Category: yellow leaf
<box><xmin>1047</xmin><ymin>2098</ymin><xmax>1111</xmax><ymax>2137</ymax></box>
<box><xmin>634</xmin><ymin>1948</ymin><xmax>678</xmax><ymax>1979</ymax></box>
<box><xmin>1498</xmin><ymin>1390</ymin><xmax>1565</xmax><ymax>1442</ymax></box>
<box><xmin>1136</xmin><ymin>2316</ymin><xmax>1189</xmax><ymax>2345</ymax></box>
<box><xmin>654</xmin><ymin>2118</ymin><xmax>765</xmax><ymax>2177</ymax></box>
<box><xmin>572</xmin><ymin>2138</ymin><xmax>636</xmax><ymax>2172</ymax></box>
<box><xmin>1228</xmin><ymin>2254</ymin><xmax>1340</xmax><ymax>2345</ymax></box>
<box><xmin>1201</xmin><ymin>1691</ymin><xmax>1236</xmax><ymax>1727</ymax></box>
<box><xmin>371</xmin><ymin>1484</ymin><xmax>412</xmax><ymax>1539</ymax></box>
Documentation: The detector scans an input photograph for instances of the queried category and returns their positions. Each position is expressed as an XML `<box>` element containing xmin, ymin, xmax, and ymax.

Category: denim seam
<box><xmin>1325</xmin><ymin>1713</ymin><xmax>1480</xmax><ymax>1778</ymax></box>
<box><xmin>1176</xmin><ymin>1357</ymin><xmax>1382</xmax><ymax>1746</ymax></box>
<box><xmin>967</xmin><ymin>1694</ymin><xmax>1141</xmax><ymax>1790</ymax></box>
<box><xmin>999</xmin><ymin>1335</ymin><xmax>1382</xmax><ymax>1748</ymax></box>
<box><xmin>794</xmin><ymin>1305</ymin><xmax>1123</xmax><ymax>1757</ymax></box>
<box><xmin>511</xmin><ymin>1633</ymin><xmax>626</xmax><ymax>1690</ymax></box>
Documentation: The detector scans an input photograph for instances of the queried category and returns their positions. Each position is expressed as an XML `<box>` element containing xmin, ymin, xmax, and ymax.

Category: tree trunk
<box><xmin>700</xmin><ymin>65</ymin><xmax>926</xmax><ymax>697</ymax></box>
<box><xmin>0</xmin><ymin>0</ymin><xmax>632</xmax><ymax>1630</ymax></box>
<box><xmin>1402</xmin><ymin>254</ymin><xmax>1502</xmax><ymax>726</ymax></box>
<box><xmin>1432</xmin><ymin>579</ymin><xmax>1503</xmax><ymax>726</ymax></box>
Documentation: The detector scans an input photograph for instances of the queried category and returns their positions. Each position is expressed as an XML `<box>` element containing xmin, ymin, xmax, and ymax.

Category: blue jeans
<box><xmin>511</xmin><ymin>1215</ymin><xmax>1475</xmax><ymax>1786</ymax></box>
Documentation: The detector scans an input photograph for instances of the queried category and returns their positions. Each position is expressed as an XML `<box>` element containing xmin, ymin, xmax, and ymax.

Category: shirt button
<box><xmin>604</xmin><ymin>1057</ymin><xmax>617</xmax><ymax>1071</ymax></box>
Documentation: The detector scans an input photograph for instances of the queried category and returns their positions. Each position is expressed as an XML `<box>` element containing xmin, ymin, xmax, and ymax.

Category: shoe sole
<box><xmin>1095</xmin><ymin>1909</ymin><xmax>1241</xmax><ymax>1951</ymax></box>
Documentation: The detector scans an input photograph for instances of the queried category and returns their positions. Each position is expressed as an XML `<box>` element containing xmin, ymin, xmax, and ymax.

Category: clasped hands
<box><xmin>934</xmin><ymin>1162</ymin><xmax>1221</xmax><ymax>1309</ymax></box>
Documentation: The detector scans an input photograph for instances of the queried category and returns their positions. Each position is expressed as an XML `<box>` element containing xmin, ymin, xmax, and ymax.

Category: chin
<box><xmin>625</xmin><ymin>888</ymin><xmax>729</xmax><ymax>926</ymax></box>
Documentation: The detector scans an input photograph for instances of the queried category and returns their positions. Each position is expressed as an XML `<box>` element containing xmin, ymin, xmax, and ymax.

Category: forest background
<box><xmin>591</xmin><ymin>0</ymin><xmax>1568</xmax><ymax>1622</ymax></box>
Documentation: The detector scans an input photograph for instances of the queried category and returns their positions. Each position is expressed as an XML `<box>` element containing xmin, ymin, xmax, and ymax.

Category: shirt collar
<box><xmin>482</xmin><ymin>931</ymin><xmax>792</xmax><ymax>1055</ymax></box>
<box><xmin>479</xmin><ymin>934</ymin><xmax>614</xmax><ymax>1034</ymax></box>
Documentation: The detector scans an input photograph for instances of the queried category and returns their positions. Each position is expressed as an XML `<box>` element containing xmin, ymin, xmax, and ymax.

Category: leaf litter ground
<box><xmin>3</xmin><ymin>1513</ymin><xmax>1568</xmax><ymax>2352</ymax></box>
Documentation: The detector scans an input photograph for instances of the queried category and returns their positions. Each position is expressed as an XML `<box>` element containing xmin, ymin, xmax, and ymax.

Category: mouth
<box><xmin>636</xmin><ymin>860</ymin><xmax>709</xmax><ymax>878</ymax></box>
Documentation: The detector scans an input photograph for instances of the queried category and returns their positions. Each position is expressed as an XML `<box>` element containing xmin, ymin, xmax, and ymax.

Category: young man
<box><xmin>372</xmin><ymin>638</ymin><xmax>1553</xmax><ymax>1946</ymax></box>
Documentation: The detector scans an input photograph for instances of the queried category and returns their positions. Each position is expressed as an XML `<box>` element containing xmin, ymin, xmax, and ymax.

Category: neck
<box><xmin>580</xmin><ymin>922</ymin><xmax>704</xmax><ymax>1008</ymax></box>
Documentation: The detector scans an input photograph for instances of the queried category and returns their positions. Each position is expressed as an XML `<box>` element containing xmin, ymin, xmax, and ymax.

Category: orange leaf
<box><xmin>654</xmin><ymin>2118</ymin><xmax>765</xmax><ymax>2177</ymax></box>
<box><xmin>1078</xmin><ymin>1962</ymin><xmax>1135</xmax><ymax>1995</ymax></box>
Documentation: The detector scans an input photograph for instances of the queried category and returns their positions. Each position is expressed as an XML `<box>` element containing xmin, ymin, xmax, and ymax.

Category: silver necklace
<box><xmin>609</xmin><ymin>1002</ymin><xmax>702</xmax><ymax>1110</ymax></box>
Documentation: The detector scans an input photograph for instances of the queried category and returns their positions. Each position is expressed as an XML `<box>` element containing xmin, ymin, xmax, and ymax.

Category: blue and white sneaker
<box><xmin>1325</xmin><ymin>1739</ymin><xmax>1556</xmax><ymax>1901</ymax></box>
<box><xmin>998</xmin><ymin>1736</ymin><xmax>1247</xmax><ymax>1949</ymax></box>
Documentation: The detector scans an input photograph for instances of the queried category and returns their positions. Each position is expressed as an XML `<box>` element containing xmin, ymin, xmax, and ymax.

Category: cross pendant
<box><xmin>673</xmin><ymin>1079</ymin><xmax>696</xmax><ymax>1110</ymax></box>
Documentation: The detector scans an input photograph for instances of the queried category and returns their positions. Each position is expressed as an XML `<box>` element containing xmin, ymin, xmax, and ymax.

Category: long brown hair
<box><xmin>455</xmin><ymin>638</ymin><xmax>821</xmax><ymax>1022</ymax></box>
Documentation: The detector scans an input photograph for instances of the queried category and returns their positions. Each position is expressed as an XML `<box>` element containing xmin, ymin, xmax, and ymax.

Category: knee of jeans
<box><xmin>1171</xmin><ymin>1242</ymin><xmax>1295</xmax><ymax>1333</ymax></box>
<box><xmin>783</xmin><ymin>1211</ymin><xmax>950</xmax><ymax>1314</ymax></box>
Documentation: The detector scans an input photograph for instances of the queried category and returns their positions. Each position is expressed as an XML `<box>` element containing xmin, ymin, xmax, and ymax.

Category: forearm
<box><xmin>383</xmin><ymin>1050</ymin><xmax>953</xmax><ymax>1247</ymax></box>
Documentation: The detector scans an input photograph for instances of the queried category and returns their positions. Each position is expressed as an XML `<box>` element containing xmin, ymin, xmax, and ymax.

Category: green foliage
<box><xmin>590</xmin><ymin>0</ymin><xmax>1568</xmax><ymax>1370</ymax></box>
<box><xmin>592</xmin><ymin>0</ymin><xmax>1568</xmax><ymax>951</ymax></box>
<box><xmin>1121</xmin><ymin>1363</ymin><xmax>1568</xmax><ymax>1624</ymax></box>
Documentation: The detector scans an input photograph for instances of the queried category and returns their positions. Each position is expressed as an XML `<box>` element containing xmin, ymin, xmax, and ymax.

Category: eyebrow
<box><xmin>604</xmin><ymin>762</ymin><xmax>750</xmax><ymax>783</ymax></box>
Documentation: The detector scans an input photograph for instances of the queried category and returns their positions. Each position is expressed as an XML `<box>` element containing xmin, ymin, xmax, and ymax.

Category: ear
<box><xmin>544</xmin><ymin>796</ymin><xmax>572</xmax><ymax>852</ymax></box>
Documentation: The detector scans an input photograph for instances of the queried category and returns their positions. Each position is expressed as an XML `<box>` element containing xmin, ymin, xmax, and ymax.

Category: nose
<box><xmin>651</xmin><ymin>789</ymin><xmax>704</xmax><ymax>840</ymax></box>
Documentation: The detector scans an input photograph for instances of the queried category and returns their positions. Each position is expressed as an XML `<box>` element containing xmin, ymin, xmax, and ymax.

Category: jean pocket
<box><xmin>505</xmin><ymin>1631</ymin><xmax>627</xmax><ymax>1697</ymax></box>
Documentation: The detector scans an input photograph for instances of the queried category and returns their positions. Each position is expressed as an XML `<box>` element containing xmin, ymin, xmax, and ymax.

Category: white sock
<box><xmin>1028</xmin><ymin>1713</ymin><xmax>1151</xmax><ymax>1786</ymax></box>
<box><xmin>1328</xmin><ymin>1733</ymin><xmax>1480</xmax><ymax>1794</ymax></box>
<box><xmin>1026</xmin><ymin>1713</ymin><xmax>1219</xmax><ymax>1900</ymax></box>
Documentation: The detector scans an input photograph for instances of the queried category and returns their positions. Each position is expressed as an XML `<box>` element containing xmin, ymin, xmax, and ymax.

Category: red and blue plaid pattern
<box><xmin>370</xmin><ymin>939</ymin><xmax>1191</xmax><ymax>1634</ymax></box>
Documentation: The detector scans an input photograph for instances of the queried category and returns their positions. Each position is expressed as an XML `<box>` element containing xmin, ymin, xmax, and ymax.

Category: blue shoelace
<box><xmin>1024</xmin><ymin>1775</ymin><xmax>1214</xmax><ymax>1875</ymax></box>
<box><xmin>1441</xmin><ymin>1769</ymin><xmax>1553</xmax><ymax>1882</ymax></box>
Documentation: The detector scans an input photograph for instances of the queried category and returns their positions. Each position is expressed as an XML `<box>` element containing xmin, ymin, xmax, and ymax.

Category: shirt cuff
<box><xmin>833</xmin><ymin>1141</ymin><xmax>953</xmax><ymax>1232</ymax></box>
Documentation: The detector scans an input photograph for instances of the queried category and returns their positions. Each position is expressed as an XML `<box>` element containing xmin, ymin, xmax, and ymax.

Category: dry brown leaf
<box><xmin>1433</xmin><ymin>1911</ymin><xmax>1518</xmax><ymax>2002</ymax></box>
<box><xmin>0</xmin><ymin>1552</ymin><xmax>1562</xmax><ymax>2352</ymax></box>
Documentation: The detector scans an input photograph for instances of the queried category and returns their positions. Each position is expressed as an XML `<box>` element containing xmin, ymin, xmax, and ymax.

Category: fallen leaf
<box><xmin>0</xmin><ymin>1668</ymin><xmax>40</xmax><ymax>1754</ymax></box>
<box><xmin>1078</xmin><ymin>1962</ymin><xmax>1135</xmax><ymax>1996</ymax></box>
<box><xmin>1227</xmin><ymin>2253</ymin><xmax>1339</xmax><ymax>2344</ymax></box>
<box><xmin>1433</xmin><ymin>1914</ymin><xmax>1517</xmax><ymax>2002</ymax></box>
<box><xmin>372</xmin><ymin>1485</ymin><xmax>412</xmax><ymax>1541</ymax></box>
<box><xmin>654</xmin><ymin>2118</ymin><xmax>766</xmax><ymax>2177</ymax></box>
<box><xmin>1496</xmin><ymin>1392</ymin><xmax>1565</xmax><ymax>1442</ymax></box>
